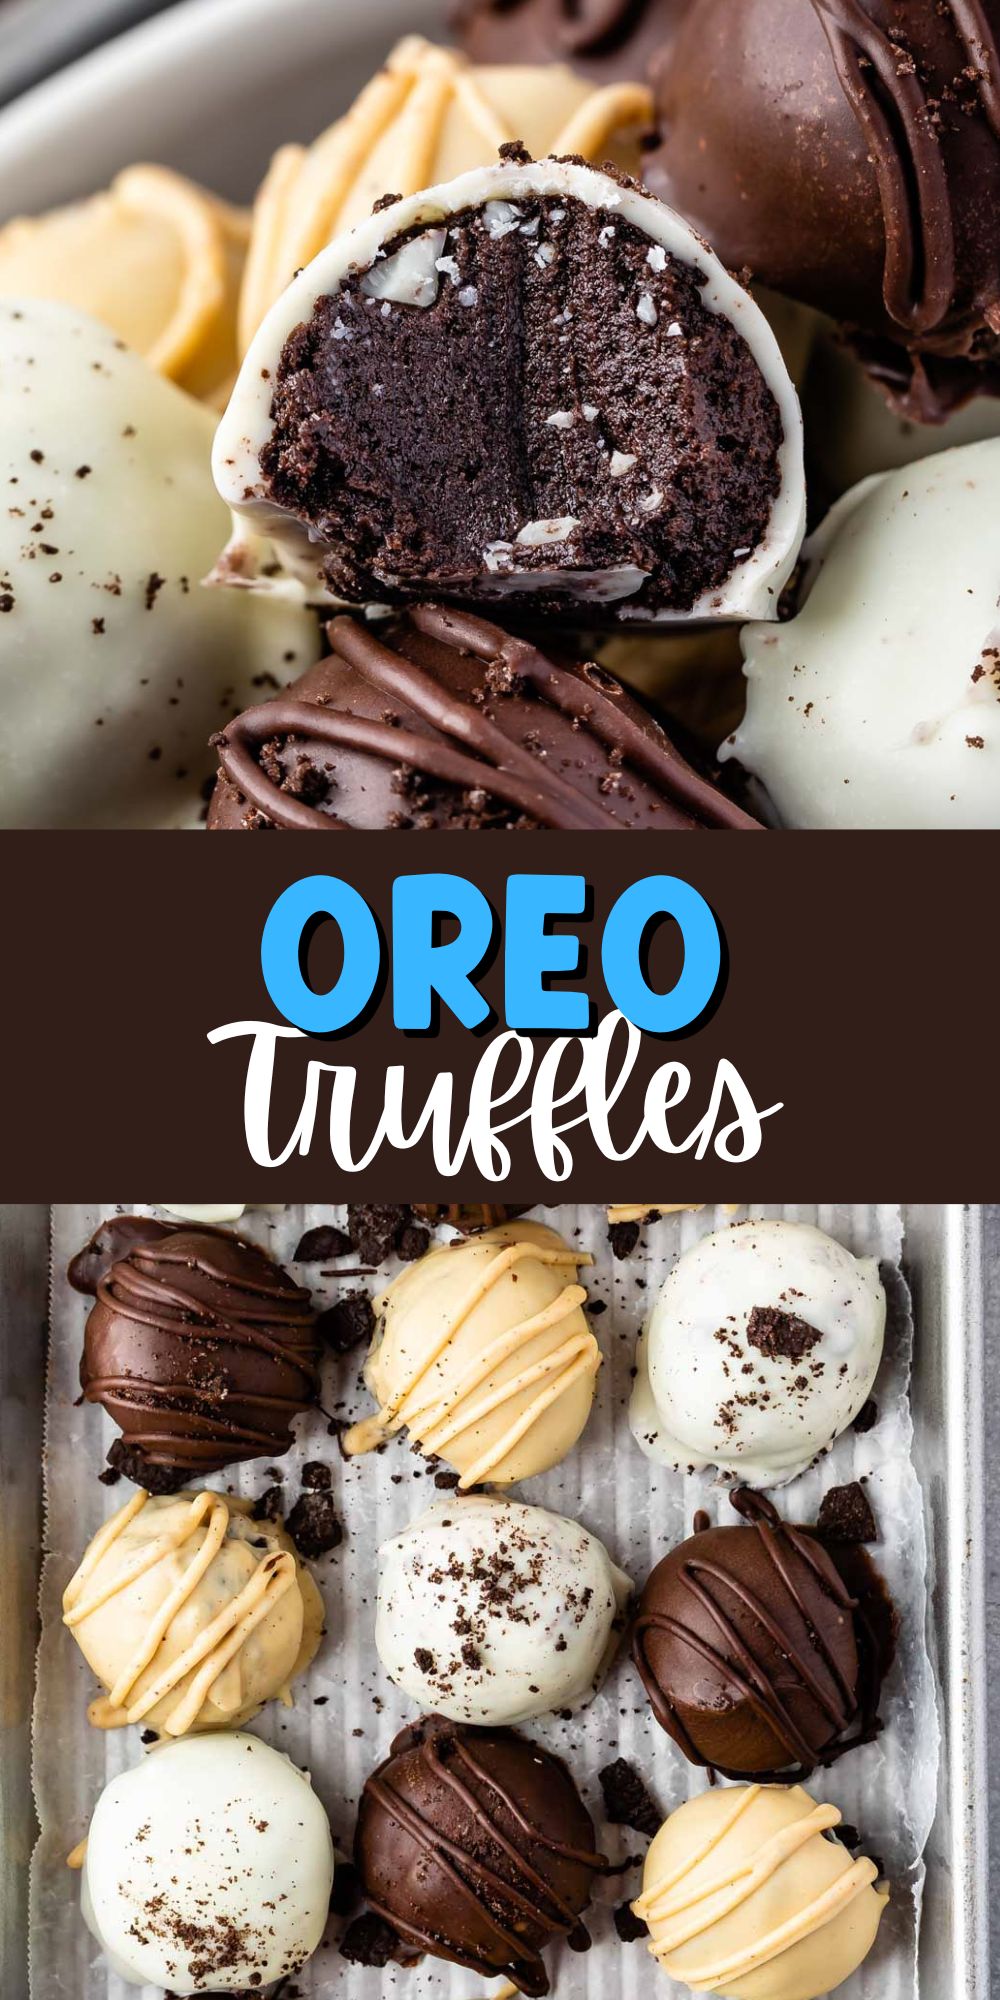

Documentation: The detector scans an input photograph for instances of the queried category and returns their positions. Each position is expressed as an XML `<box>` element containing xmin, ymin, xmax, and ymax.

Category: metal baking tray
<box><xmin>0</xmin><ymin>1202</ymin><xmax>989</xmax><ymax>1998</ymax></box>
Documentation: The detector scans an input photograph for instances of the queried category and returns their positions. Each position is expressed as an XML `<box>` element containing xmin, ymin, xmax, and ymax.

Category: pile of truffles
<box><xmin>7</xmin><ymin>12</ymin><xmax>998</xmax><ymax>826</ymax></box>
<box><xmin>59</xmin><ymin>1203</ymin><xmax>899</xmax><ymax>1999</ymax></box>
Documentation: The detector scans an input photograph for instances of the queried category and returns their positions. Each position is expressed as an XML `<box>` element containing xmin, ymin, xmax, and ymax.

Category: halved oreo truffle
<box><xmin>208</xmin><ymin>603</ymin><xmax>761</xmax><ymax>829</ymax></box>
<box><xmin>214</xmin><ymin>155</ymin><xmax>804</xmax><ymax>624</ymax></box>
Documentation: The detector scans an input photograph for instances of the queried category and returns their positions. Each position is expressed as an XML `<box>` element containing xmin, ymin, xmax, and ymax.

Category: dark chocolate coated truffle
<box><xmin>453</xmin><ymin>0</ymin><xmax>690</xmax><ymax>84</ymax></box>
<box><xmin>354</xmin><ymin>1716</ymin><xmax>605</xmax><ymax>1996</ymax></box>
<box><xmin>632</xmin><ymin>1488</ymin><xmax>893</xmax><ymax>1778</ymax></box>
<box><xmin>646</xmin><ymin>0</ymin><xmax>1000</xmax><ymax>418</ymax></box>
<box><xmin>209</xmin><ymin>604</ymin><xmax>761</xmax><ymax>830</ymax></box>
<box><xmin>72</xmin><ymin>1218</ymin><xmax>319</xmax><ymax>1485</ymax></box>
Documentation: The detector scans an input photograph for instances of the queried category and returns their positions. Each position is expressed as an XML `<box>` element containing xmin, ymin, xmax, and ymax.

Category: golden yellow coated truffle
<box><xmin>633</xmin><ymin>1784</ymin><xmax>888</xmax><ymax>2000</ymax></box>
<box><xmin>0</xmin><ymin>165</ymin><xmax>249</xmax><ymax>405</ymax></box>
<box><xmin>343</xmin><ymin>1220</ymin><xmax>600</xmax><ymax>1487</ymax></box>
<box><xmin>62</xmin><ymin>1489</ymin><xmax>323</xmax><ymax>1735</ymax></box>
<box><xmin>238</xmin><ymin>34</ymin><xmax>654</xmax><ymax>349</ymax></box>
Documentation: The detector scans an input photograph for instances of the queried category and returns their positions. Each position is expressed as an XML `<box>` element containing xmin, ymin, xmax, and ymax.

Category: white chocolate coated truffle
<box><xmin>630</xmin><ymin>1221</ymin><xmax>884</xmax><ymax>1487</ymax></box>
<box><xmin>633</xmin><ymin>1783</ymin><xmax>887</xmax><ymax>2000</ymax></box>
<box><xmin>722</xmin><ymin>439</ymin><xmax>1000</xmax><ymax>829</ymax></box>
<box><xmin>375</xmin><ymin>1496</ymin><xmax>631</xmax><ymax>1725</ymax></box>
<box><xmin>0</xmin><ymin>300</ymin><xmax>316</xmax><ymax>827</ymax></box>
<box><xmin>63</xmin><ymin>1489</ymin><xmax>323</xmax><ymax>1735</ymax></box>
<box><xmin>81</xmin><ymin>1732</ymin><xmax>334</xmax><ymax>1992</ymax></box>
<box><xmin>344</xmin><ymin>1221</ymin><xmax>600</xmax><ymax>1487</ymax></box>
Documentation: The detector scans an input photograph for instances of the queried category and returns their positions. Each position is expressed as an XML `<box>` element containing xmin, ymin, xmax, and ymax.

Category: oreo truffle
<box><xmin>629</xmin><ymin>1219</ymin><xmax>886</xmax><ymax>1486</ymax></box>
<box><xmin>721</xmin><ymin>437</ymin><xmax>1000</xmax><ymax>829</ymax></box>
<box><xmin>633</xmin><ymin>1488</ymin><xmax>893</xmax><ymax>1778</ymax></box>
<box><xmin>209</xmin><ymin>605</ymin><xmax>761</xmax><ymax>830</ymax></box>
<box><xmin>71</xmin><ymin>1217</ymin><xmax>319</xmax><ymax>1485</ymax></box>
<box><xmin>634</xmin><ymin>1784</ymin><xmax>887</xmax><ymax>2000</ymax></box>
<box><xmin>646</xmin><ymin>0</ymin><xmax>1000</xmax><ymax>420</ymax></box>
<box><xmin>453</xmin><ymin>0</ymin><xmax>691</xmax><ymax>84</ymax></box>
<box><xmin>214</xmin><ymin>155</ymin><xmax>804</xmax><ymax>624</ymax></box>
<box><xmin>353</xmin><ymin>1715</ymin><xmax>605</xmax><ymax>1995</ymax></box>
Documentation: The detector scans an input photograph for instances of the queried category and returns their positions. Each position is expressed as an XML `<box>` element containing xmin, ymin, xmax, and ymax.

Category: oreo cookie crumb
<box><xmin>396</xmin><ymin>1224</ymin><xmax>430</xmax><ymax>1262</ymax></box>
<box><xmin>251</xmin><ymin>1484</ymin><xmax>285</xmax><ymax>1523</ymax></box>
<box><xmin>317</xmin><ymin>1291</ymin><xmax>375</xmax><ymax>1356</ymax></box>
<box><xmin>608</xmin><ymin>1221</ymin><xmax>641</xmax><ymax>1260</ymax></box>
<box><xmin>599</xmin><ymin>1759</ymin><xmax>660</xmax><ymax>1838</ymax></box>
<box><xmin>329</xmin><ymin>1860</ymin><xmax>361</xmax><ymax>1918</ymax></box>
<box><xmin>301</xmin><ymin>1460</ymin><xmax>333</xmax><ymax>1491</ymax></box>
<box><xmin>294</xmin><ymin>1224</ymin><xmax>352</xmax><ymax>1261</ymax></box>
<box><xmin>105</xmin><ymin>1438</ymin><xmax>187</xmax><ymax>1495</ymax></box>
<box><xmin>817</xmin><ymin>1480</ymin><xmax>878</xmax><ymax>1544</ymax></box>
<box><xmin>614</xmin><ymin>1904</ymin><xmax>648</xmax><ymax>1943</ymax></box>
<box><xmin>347</xmin><ymin>1204</ymin><xmax>408</xmax><ymax>1265</ymax></box>
<box><xmin>746</xmin><ymin>1304</ymin><xmax>822</xmax><ymax>1362</ymax></box>
<box><xmin>341</xmin><ymin>1914</ymin><xmax>403</xmax><ymax>1968</ymax></box>
<box><xmin>285</xmin><ymin>1488</ymin><xmax>343</xmax><ymax>1559</ymax></box>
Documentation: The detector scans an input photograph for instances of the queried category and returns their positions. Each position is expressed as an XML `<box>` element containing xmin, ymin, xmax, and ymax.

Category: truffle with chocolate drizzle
<box><xmin>646</xmin><ymin>0</ymin><xmax>1000</xmax><ymax>419</ymax></box>
<box><xmin>209</xmin><ymin>605</ymin><xmax>761</xmax><ymax>831</ymax></box>
<box><xmin>452</xmin><ymin>0</ymin><xmax>692</xmax><ymax>83</ymax></box>
<box><xmin>70</xmin><ymin>1216</ymin><xmax>319</xmax><ymax>1487</ymax></box>
<box><xmin>353</xmin><ymin>1715</ymin><xmax>607</xmax><ymax>1995</ymax></box>
<box><xmin>632</xmin><ymin>1488</ymin><xmax>895</xmax><ymax>1779</ymax></box>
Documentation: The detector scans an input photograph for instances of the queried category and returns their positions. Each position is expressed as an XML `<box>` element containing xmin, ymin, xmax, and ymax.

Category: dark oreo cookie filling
<box><xmin>259</xmin><ymin>187</ymin><xmax>785</xmax><ymax>618</ymax></box>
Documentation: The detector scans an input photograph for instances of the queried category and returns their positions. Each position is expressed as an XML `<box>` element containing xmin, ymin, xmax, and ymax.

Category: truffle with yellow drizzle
<box><xmin>633</xmin><ymin>1783</ymin><xmax>887</xmax><ymax>2000</ymax></box>
<box><xmin>343</xmin><ymin>1221</ymin><xmax>600</xmax><ymax>1487</ymax></box>
<box><xmin>62</xmin><ymin>1488</ymin><xmax>323</xmax><ymax>1736</ymax></box>
<box><xmin>0</xmin><ymin>165</ymin><xmax>248</xmax><ymax>406</ymax></box>
<box><xmin>238</xmin><ymin>34</ymin><xmax>654</xmax><ymax>348</ymax></box>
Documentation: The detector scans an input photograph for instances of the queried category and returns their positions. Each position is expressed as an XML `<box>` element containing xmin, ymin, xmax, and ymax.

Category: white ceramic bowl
<box><xmin>0</xmin><ymin>0</ymin><xmax>448</xmax><ymax>216</ymax></box>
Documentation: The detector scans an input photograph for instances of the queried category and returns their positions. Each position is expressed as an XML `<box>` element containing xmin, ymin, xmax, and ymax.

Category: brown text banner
<box><xmin>2</xmin><ymin>831</ymin><xmax>993</xmax><ymax>1199</ymax></box>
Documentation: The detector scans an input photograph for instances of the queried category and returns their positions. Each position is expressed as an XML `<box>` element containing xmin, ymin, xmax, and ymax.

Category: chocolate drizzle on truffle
<box><xmin>632</xmin><ymin>1489</ymin><xmax>891</xmax><ymax>1779</ymax></box>
<box><xmin>210</xmin><ymin>605</ymin><xmax>760</xmax><ymax>832</ymax></box>
<box><xmin>647</xmin><ymin>0</ymin><xmax>1000</xmax><ymax>415</ymax></box>
<box><xmin>355</xmin><ymin>1716</ymin><xmax>606</xmax><ymax>1996</ymax></box>
<box><xmin>454</xmin><ymin>0</ymin><xmax>691</xmax><ymax>80</ymax></box>
<box><xmin>814</xmin><ymin>0</ymin><xmax>1000</xmax><ymax>336</ymax></box>
<box><xmin>72</xmin><ymin>1220</ymin><xmax>319</xmax><ymax>1483</ymax></box>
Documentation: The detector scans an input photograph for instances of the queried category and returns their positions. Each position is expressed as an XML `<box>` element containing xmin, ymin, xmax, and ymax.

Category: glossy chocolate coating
<box><xmin>632</xmin><ymin>1489</ymin><xmax>891</xmax><ymax>1778</ymax></box>
<box><xmin>355</xmin><ymin>1716</ymin><xmax>605</xmax><ymax>1996</ymax></box>
<box><xmin>209</xmin><ymin>605</ymin><xmax>760</xmax><ymax>831</ymax></box>
<box><xmin>646</xmin><ymin>0</ymin><xmax>1000</xmax><ymax>416</ymax></box>
<box><xmin>72</xmin><ymin>1218</ymin><xmax>319</xmax><ymax>1484</ymax></box>
<box><xmin>453</xmin><ymin>0</ymin><xmax>691</xmax><ymax>82</ymax></box>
